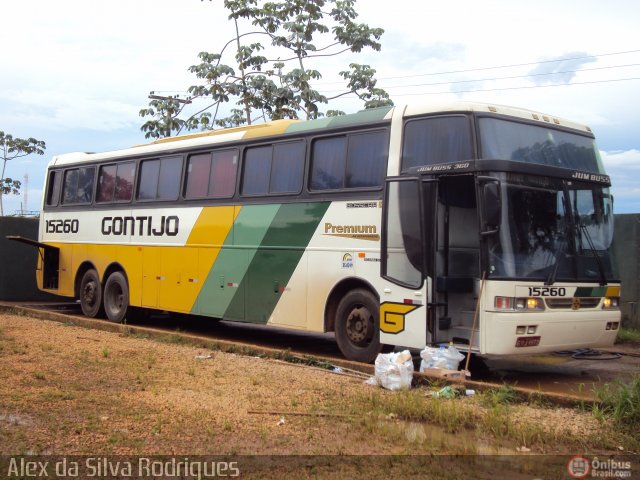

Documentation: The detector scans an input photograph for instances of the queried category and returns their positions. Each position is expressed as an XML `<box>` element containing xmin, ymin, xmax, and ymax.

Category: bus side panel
<box><xmin>194</xmin><ymin>204</ymin><xmax>280</xmax><ymax>321</ymax></box>
<box><xmin>158</xmin><ymin>247</ymin><xmax>199</xmax><ymax>312</ymax></box>
<box><xmin>268</xmin><ymin>251</ymin><xmax>310</xmax><ymax>329</ymax></box>
<box><xmin>197</xmin><ymin>248</ymin><xmax>247</xmax><ymax>320</ymax></box>
<box><xmin>114</xmin><ymin>245</ymin><xmax>143</xmax><ymax>307</ymax></box>
<box><xmin>141</xmin><ymin>247</ymin><xmax>160</xmax><ymax>308</ymax></box>
<box><xmin>292</xmin><ymin>200</ymin><xmax>384</xmax><ymax>333</ymax></box>
<box><xmin>57</xmin><ymin>245</ymin><xmax>75</xmax><ymax>297</ymax></box>
<box><xmin>244</xmin><ymin>202</ymin><xmax>329</xmax><ymax>325</ymax></box>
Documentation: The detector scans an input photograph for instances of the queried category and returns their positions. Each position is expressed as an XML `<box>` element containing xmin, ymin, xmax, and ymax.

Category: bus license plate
<box><xmin>515</xmin><ymin>336</ymin><xmax>541</xmax><ymax>347</ymax></box>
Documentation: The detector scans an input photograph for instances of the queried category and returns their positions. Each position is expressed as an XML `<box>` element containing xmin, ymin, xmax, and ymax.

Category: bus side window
<box><xmin>45</xmin><ymin>170</ymin><xmax>62</xmax><ymax>207</ymax></box>
<box><xmin>138</xmin><ymin>157</ymin><xmax>182</xmax><ymax>201</ymax></box>
<box><xmin>115</xmin><ymin>162</ymin><xmax>135</xmax><ymax>201</ymax></box>
<box><xmin>346</xmin><ymin>131</ymin><xmax>387</xmax><ymax>188</ymax></box>
<box><xmin>62</xmin><ymin>167</ymin><xmax>95</xmax><ymax>205</ymax></box>
<box><xmin>242</xmin><ymin>142</ymin><xmax>304</xmax><ymax>196</ymax></box>
<box><xmin>185</xmin><ymin>149</ymin><xmax>239</xmax><ymax>199</ymax></box>
<box><xmin>242</xmin><ymin>146</ymin><xmax>271</xmax><ymax>195</ymax></box>
<box><xmin>97</xmin><ymin>165</ymin><xmax>117</xmax><ymax>202</ymax></box>
<box><xmin>401</xmin><ymin>116</ymin><xmax>472</xmax><ymax>171</ymax></box>
<box><xmin>209</xmin><ymin>149</ymin><xmax>238</xmax><ymax>197</ymax></box>
<box><xmin>310</xmin><ymin>136</ymin><xmax>346</xmax><ymax>190</ymax></box>
<box><xmin>185</xmin><ymin>153</ymin><xmax>211</xmax><ymax>199</ymax></box>
<box><xmin>310</xmin><ymin>130</ymin><xmax>387</xmax><ymax>191</ymax></box>
<box><xmin>269</xmin><ymin>142</ymin><xmax>305</xmax><ymax>194</ymax></box>
<box><xmin>97</xmin><ymin>162</ymin><xmax>135</xmax><ymax>203</ymax></box>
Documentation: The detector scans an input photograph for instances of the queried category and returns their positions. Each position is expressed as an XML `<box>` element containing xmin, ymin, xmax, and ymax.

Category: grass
<box><xmin>593</xmin><ymin>375</ymin><xmax>640</xmax><ymax>432</ymax></box>
<box><xmin>616</xmin><ymin>327</ymin><xmax>640</xmax><ymax>346</ymax></box>
<box><xmin>345</xmin><ymin>386</ymin><xmax>590</xmax><ymax>450</ymax></box>
<box><xmin>481</xmin><ymin>385</ymin><xmax>518</xmax><ymax>408</ymax></box>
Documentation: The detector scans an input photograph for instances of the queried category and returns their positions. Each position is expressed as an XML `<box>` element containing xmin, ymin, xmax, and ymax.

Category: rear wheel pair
<box><xmin>79</xmin><ymin>269</ymin><xmax>129</xmax><ymax>323</ymax></box>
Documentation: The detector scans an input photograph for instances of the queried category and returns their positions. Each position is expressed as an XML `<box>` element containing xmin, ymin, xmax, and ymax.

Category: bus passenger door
<box><xmin>432</xmin><ymin>175</ymin><xmax>481</xmax><ymax>349</ymax></box>
<box><xmin>379</xmin><ymin>178</ymin><xmax>435</xmax><ymax>349</ymax></box>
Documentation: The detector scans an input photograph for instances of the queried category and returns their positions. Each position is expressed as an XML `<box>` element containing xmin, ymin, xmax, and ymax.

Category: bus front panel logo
<box><xmin>380</xmin><ymin>302</ymin><xmax>421</xmax><ymax>334</ymax></box>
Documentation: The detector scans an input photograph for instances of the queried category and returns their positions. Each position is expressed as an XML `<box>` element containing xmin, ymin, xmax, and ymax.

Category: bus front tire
<box><xmin>335</xmin><ymin>289</ymin><xmax>383</xmax><ymax>363</ymax></box>
<box><xmin>103</xmin><ymin>271</ymin><xmax>129</xmax><ymax>323</ymax></box>
<box><xmin>79</xmin><ymin>269</ymin><xmax>103</xmax><ymax>318</ymax></box>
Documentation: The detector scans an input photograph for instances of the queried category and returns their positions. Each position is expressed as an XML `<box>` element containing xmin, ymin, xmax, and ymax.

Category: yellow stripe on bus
<box><xmin>606</xmin><ymin>286</ymin><xmax>621</xmax><ymax>297</ymax></box>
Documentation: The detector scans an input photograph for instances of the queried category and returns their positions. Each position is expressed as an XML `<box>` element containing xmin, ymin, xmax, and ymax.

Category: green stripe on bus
<box><xmin>193</xmin><ymin>204</ymin><xmax>281</xmax><ymax>319</ymax></box>
<box><xmin>284</xmin><ymin>106</ymin><xmax>392</xmax><ymax>134</ymax></box>
<box><xmin>224</xmin><ymin>202</ymin><xmax>330</xmax><ymax>324</ymax></box>
<box><xmin>574</xmin><ymin>286</ymin><xmax>607</xmax><ymax>297</ymax></box>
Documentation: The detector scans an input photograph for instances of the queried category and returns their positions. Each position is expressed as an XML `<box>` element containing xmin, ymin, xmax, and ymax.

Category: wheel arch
<box><xmin>324</xmin><ymin>277</ymin><xmax>379</xmax><ymax>333</ymax></box>
<box><xmin>103</xmin><ymin>262</ymin><xmax>128</xmax><ymax>285</ymax></box>
<box><xmin>74</xmin><ymin>261</ymin><xmax>98</xmax><ymax>299</ymax></box>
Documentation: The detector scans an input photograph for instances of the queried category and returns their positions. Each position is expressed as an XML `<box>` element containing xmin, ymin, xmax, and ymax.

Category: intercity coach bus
<box><xmin>16</xmin><ymin>101</ymin><xmax>620</xmax><ymax>362</ymax></box>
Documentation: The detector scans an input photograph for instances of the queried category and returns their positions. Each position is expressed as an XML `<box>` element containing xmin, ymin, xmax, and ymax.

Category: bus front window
<box><xmin>486</xmin><ymin>174</ymin><xmax>617</xmax><ymax>282</ymax></box>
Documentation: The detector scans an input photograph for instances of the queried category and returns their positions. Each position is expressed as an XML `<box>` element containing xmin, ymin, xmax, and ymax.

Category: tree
<box><xmin>0</xmin><ymin>131</ymin><xmax>46</xmax><ymax>216</ymax></box>
<box><xmin>139</xmin><ymin>0</ymin><xmax>392</xmax><ymax>139</ymax></box>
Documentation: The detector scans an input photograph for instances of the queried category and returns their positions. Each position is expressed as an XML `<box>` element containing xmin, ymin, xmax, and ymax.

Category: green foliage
<box><xmin>593</xmin><ymin>375</ymin><xmax>640</xmax><ymax>432</ymax></box>
<box><xmin>139</xmin><ymin>0</ymin><xmax>392</xmax><ymax>138</ymax></box>
<box><xmin>616</xmin><ymin>327</ymin><xmax>640</xmax><ymax>345</ymax></box>
<box><xmin>0</xmin><ymin>131</ymin><xmax>46</xmax><ymax>215</ymax></box>
<box><xmin>481</xmin><ymin>385</ymin><xmax>518</xmax><ymax>407</ymax></box>
<box><xmin>139</xmin><ymin>98</ymin><xmax>190</xmax><ymax>139</ymax></box>
<box><xmin>1</xmin><ymin>178</ymin><xmax>21</xmax><ymax>196</ymax></box>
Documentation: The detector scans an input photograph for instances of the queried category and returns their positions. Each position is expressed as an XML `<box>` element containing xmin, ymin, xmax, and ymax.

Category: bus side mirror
<box><xmin>481</xmin><ymin>181</ymin><xmax>501</xmax><ymax>235</ymax></box>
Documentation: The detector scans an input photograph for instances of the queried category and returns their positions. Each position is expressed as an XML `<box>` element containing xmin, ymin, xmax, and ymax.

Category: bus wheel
<box><xmin>335</xmin><ymin>289</ymin><xmax>383</xmax><ymax>363</ymax></box>
<box><xmin>103</xmin><ymin>271</ymin><xmax>129</xmax><ymax>323</ymax></box>
<box><xmin>79</xmin><ymin>269</ymin><xmax>103</xmax><ymax>318</ymax></box>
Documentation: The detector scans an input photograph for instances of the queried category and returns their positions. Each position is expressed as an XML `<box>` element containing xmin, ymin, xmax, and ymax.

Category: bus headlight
<box><xmin>495</xmin><ymin>297</ymin><xmax>545</xmax><ymax>311</ymax></box>
<box><xmin>602</xmin><ymin>297</ymin><xmax>620</xmax><ymax>309</ymax></box>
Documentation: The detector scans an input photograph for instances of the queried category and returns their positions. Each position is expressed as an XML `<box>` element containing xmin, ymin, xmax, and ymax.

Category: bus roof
<box><xmin>47</xmin><ymin>101</ymin><xmax>593</xmax><ymax>168</ymax></box>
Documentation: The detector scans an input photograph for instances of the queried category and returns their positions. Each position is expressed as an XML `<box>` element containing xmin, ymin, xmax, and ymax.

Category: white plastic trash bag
<box><xmin>374</xmin><ymin>350</ymin><xmax>414</xmax><ymax>391</ymax></box>
<box><xmin>419</xmin><ymin>345</ymin><xmax>465</xmax><ymax>372</ymax></box>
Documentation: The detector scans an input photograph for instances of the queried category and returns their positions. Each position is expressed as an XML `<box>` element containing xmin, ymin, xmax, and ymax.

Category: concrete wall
<box><xmin>613</xmin><ymin>214</ymin><xmax>640</xmax><ymax>329</ymax></box>
<box><xmin>0</xmin><ymin>217</ymin><xmax>56</xmax><ymax>301</ymax></box>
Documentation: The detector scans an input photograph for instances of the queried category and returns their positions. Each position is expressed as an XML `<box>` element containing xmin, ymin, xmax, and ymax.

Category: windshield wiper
<box><xmin>579</xmin><ymin>224</ymin><xmax>608</xmax><ymax>286</ymax></box>
<box><xmin>545</xmin><ymin>236</ymin><xmax>567</xmax><ymax>286</ymax></box>
<box><xmin>546</xmin><ymin>184</ymin><xmax>572</xmax><ymax>286</ymax></box>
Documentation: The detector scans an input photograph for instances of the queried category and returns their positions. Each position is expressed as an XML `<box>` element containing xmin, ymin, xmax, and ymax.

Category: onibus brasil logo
<box><xmin>567</xmin><ymin>455</ymin><xmax>632</xmax><ymax>478</ymax></box>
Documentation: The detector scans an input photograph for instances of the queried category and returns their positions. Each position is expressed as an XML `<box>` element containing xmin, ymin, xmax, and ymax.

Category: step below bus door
<box><xmin>379</xmin><ymin>177</ymin><xmax>436</xmax><ymax>349</ymax></box>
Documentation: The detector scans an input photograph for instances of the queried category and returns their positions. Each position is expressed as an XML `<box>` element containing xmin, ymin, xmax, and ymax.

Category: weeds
<box><xmin>593</xmin><ymin>375</ymin><xmax>640</xmax><ymax>432</ymax></box>
<box><xmin>355</xmin><ymin>390</ymin><xmax>478</xmax><ymax>433</ymax></box>
<box><xmin>146</xmin><ymin>352</ymin><xmax>156</xmax><ymax>370</ymax></box>
<box><xmin>481</xmin><ymin>385</ymin><xmax>518</xmax><ymax>407</ymax></box>
<box><xmin>161</xmin><ymin>333</ymin><xmax>185</xmax><ymax>345</ymax></box>
<box><xmin>616</xmin><ymin>328</ymin><xmax>640</xmax><ymax>346</ymax></box>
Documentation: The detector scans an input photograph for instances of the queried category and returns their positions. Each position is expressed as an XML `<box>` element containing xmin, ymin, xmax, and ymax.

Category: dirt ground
<box><xmin>0</xmin><ymin>313</ymin><xmax>636</xmax><ymax>478</ymax></box>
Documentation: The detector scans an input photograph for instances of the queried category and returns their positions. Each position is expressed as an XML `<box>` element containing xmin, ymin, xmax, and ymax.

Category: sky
<box><xmin>1</xmin><ymin>0</ymin><xmax>639</xmax><ymax>214</ymax></box>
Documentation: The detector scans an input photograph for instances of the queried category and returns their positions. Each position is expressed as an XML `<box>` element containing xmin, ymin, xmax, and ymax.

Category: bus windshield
<box><xmin>479</xmin><ymin>117</ymin><xmax>605</xmax><ymax>173</ymax></box>
<box><xmin>486</xmin><ymin>174</ymin><xmax>618</xmax><ymax>282</ymax></box>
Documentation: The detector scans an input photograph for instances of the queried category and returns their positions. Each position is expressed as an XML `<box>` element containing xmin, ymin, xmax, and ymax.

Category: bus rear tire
<box><xmin>103</xmin><ymin>271</ymin><xmax>129</xmax><ymax>323</ymax></box>
<box><xmin>79</xmin><ymin>269</ymin><xmax>103</xmax><ymax>318</ymax></box>
<box><xmin>335</xmin><ymin>289</ymin><xmax>383</xmax><ymax>363</ymax></box>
